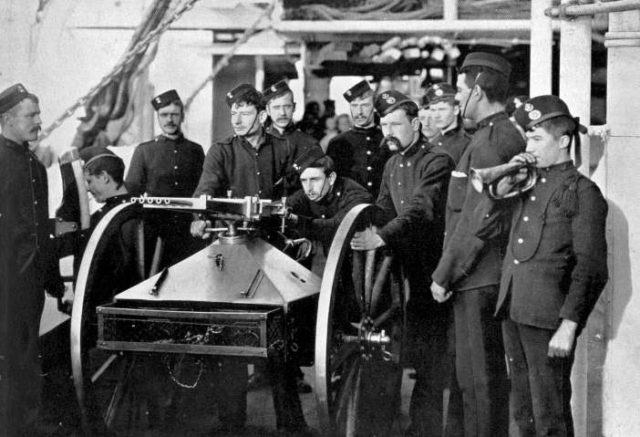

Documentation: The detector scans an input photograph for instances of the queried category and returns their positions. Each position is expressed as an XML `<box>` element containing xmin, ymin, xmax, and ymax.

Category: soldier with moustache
<box><xmin>350</xmin><ymin>90</ymin><xmax>455</xmax><ymax>437</ymax></box>
<box><xmin>475</xmin><ymin>96</ymin><xmax>608</xmax><ymax>437</ymax></box>
<box><xmin>426</xmin><ymin>82</ymin><xmax>472</xmax><ymax>165</ymax></box>
<box><xmin>0</xmin><ymin>84</ymin><xmax>65</xmax><ymax>436</ymax></box>
<box><xmin>326</xmin><ymin>80</ymin><xmax>390</xmax><ymax>198</ymax></box>
<box><xmin>263</xmin><ymin>80</ymin><xmax>319</xmax><ymax>156</ymax></box>
<box><xmin>191</xmin><ymin>84</ymin><xmax>309</xmax><ymax>436</ymax></box>
<box><xmin>126</xmin><ymin>89</ymin><xmax>205</xmax><ymax>265</ymax></box>
<box><xmin>430</xmin><ymin>52</ymin><xmax>526</xmax><ymax>437</ymax></box>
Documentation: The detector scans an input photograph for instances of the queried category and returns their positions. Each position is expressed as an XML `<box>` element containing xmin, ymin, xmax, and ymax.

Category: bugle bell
<box><xmin>470</xmin><ymin>161</ymin><xmax>537</xmax><ymax>199</ymax></box>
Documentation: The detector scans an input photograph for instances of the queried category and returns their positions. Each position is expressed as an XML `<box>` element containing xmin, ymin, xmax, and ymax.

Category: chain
<box><xmin>164</xmin><ymin>354</ymin><xmax>205</xmax><ymax>389</ymax></box>
<box><xmin>183</xmin><ymin>0</ymin><xmax>276</xmax><ymax>111</ymax></box>
<box><xmin>39</xmin><ymin>0</ymin><xmax>200</xmax><ymax>141</ymax></box>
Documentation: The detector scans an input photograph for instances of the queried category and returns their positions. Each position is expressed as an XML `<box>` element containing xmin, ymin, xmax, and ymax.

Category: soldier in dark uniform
<box><xmin>286</xmin><ymin>148</ymin><xmax>373</xmax><ymax>266</ymax></box>
<box><xmin>191</xmin><ymin>84</ymin><xmax>309</xmax><ymax>435</ymax></box>
<box><xmin>0</xmin><ymin>84</ymin><xmax>65</xmax><ymax>436</ymax></box>
<box><xmin>475</xmin><ymin>96</ymin><xmax>608</xmax><ymax>437</ymax></box>
<box><xmin>350</xmin><ymin>90</ymin><xmax>455</xmax><ymax>437</ymax></box>
<box><xmin>425</xmin><ymin>82</ymin><xmax>472</xmax><ymax>165</ymax></box>
<box><xmin>126</xmin><ymin>89</ymin><xmax>205</xmax><ymax>266</ymax></box>
<box><xmin>430</xmin><ymin>52</ymin><xmax>526</xmax><ymax>437</ymax></box>
<box><xmin>326</xmin><ymin>80</ymin><xmax>390</xmax><ymax>198</ymax></box>
<box><xmin>263</xmin><ymin>79</ymin><xmax>319</xmax><ymax>156</ymax></box>
<box><xmin>191</xmin><ymin>84</ymin><xmax>305</xmax><ymax>204</ymax></box>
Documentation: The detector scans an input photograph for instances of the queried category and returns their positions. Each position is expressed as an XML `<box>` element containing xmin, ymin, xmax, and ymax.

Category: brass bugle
<box><xmin>470</xmin><ymin>161</ymin><xmax>537</xmax><ymax>198</ymax></box>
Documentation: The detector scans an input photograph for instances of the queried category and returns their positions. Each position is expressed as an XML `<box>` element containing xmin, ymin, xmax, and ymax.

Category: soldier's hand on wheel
<box><xmin>548</xmin><ymin>319</ymin><xmax>577</xmax><ymax>358</ymax></box>
<box><xmin>190</xmin><ymin>219</ymin><xmax>212</xmax><ymax>239</ymax></box>
<box><xmin>430</xmin><ymin>281</ymin><xmax>452</xmax><ymax>303</ymax></box>
<box><xmin>351</xmin><ymin>226</ymin><xmax>384</xmax><ymax>251</ymax></box>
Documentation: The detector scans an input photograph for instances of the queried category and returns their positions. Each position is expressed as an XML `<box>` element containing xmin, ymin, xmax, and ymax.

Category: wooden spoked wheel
<box><xmin>315</xmin><ymin>204</ymin><xmax>407</xmax><ymax>437</ymax></box>
<box><xmin>70</xmin><ymin>203</ymin><xmax>165</xmax><ymax>434</ymax></box>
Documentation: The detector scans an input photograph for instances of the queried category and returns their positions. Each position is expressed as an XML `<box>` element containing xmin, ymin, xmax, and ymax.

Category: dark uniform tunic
<box><xmin>326</xmin><ymin>125</ymin><xmax>389</xmax><ymax>198</ymax></box>
<box><xmin>375</xmin><ymin>136</ymin><xmax>455</xmax><ymax>436</ymax></box>
<box><xmin>266</xmin><ymin>123</ymin><xmax>319</xmax><ymax>157</ymax></box>
<box><xmin>287</xmin><ymin>176</ymin><xmax>372</xmax><ymax>252</ymax></box>
<box><xmin>125</xmin><ymin>133</ymin><xmax>205</xmax><ymax>266</ymax></box>
<box><xmin>0</xmin><ymin>135</ymin><xmax>63</xmax><ymax>435</ymax></box>
<box><xmin>431</xmin><ymin>119</ymin><xmax>472</xmax><ymax>166</ymax></box>
<box><xmin>126</xmin><ymin>133</ymin><xmax>204</xmax><ymax>197</ymax></box>
<box><xmin>477</xmin><ymin>161</ymin><xmax>608</xmax><ymax>436</ymax></box>
<box><xmin>194</xmin><ymin>132</ymin><xmax>305</xmax><ymax>199</ymax></box>
<box><xmin>431</xmin><ymin>111</ymin><xmax>526</xmax><ymax>437</ymax></box>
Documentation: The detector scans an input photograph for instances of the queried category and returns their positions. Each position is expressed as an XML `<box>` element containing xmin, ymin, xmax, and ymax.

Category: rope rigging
<box><xmin>39</xmin><ymin>0</ymin><xmax>200</xmax><ymax>142</ymax></box>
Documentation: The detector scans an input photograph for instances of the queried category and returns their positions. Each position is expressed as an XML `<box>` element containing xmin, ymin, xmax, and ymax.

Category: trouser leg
<box><xmin>510</xmin><ymin>321</ymin><xmax>574</xmax><ymax>437</ymax></box>
<box><xmin>268</xmin><ymin>358</ymin><xmax>307</xmax><ymax>431</ymax></box>
<box><xmin>453</xmin><ymin>286</ymin><xmax>509</xmax><ymax>437</ymax></box>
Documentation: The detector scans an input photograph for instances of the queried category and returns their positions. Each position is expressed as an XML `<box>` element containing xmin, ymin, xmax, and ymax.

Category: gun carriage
<box><xmin>70</xmin><ymin>194</ymin><xmax>408</xmax><ymax>436</ymax></box>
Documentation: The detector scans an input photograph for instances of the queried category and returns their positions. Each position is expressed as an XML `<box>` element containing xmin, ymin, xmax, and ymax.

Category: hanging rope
<box><xmin>39</xmin><ymin>0</ymin><xmax>200</xmax><ymax>141</ymax></box>
<box><xmin>183</xmin><ymin>0</ymin><xmax>276</xmax><ymax>112</ymax></box>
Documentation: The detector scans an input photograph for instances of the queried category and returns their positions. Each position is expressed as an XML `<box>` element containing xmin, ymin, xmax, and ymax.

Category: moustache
<box><xmin>380</xmin><ymin>135</ymin><xmax>401</xmax><ymax>150</ymax></box>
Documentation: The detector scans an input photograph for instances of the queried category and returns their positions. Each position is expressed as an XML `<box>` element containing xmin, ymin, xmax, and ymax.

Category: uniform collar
<box><xmin>400</xmin><ymin>135</ymin><xmax>429</xmax><ymax>158</ymax></box>
<box><xmin>537</xmin><ymin>160</ymin><xmax>574</xmax><ymax>175</ymax></box>
<box><xmin>104</xmin><ymin>193</ymin><xmax>132</xmax><ymax>207</ymax></box>
<box><xmin>476</xmin><ymin>111</ymin><xmax>508</xmax><ymax>130</ymax></box>
<box><xmin>0</xmin><ymin>134</ymin><xmax>30</xmax><ymax>152</ymax></box>
<box><xmin>159</xmin><ymin>132</ymin><xmax>184</xmax><ymax>142</ymax></box>
<box><xmin>352</xmin><ymin>125</ymin><xmax>379</xmax><ymax>134</ymax></box>
<box><xmin>267</xmin><ymin>123</ymin><xmax>295</xmax><ymax>137</ymax></box>
<box><xmin>441</xmin><ymin>119</ymin><xmax>460</xmax><ymax>136</ymax></box>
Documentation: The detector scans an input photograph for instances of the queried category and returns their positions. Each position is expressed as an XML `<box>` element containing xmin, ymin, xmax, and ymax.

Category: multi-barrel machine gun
<box><xmin>70</xmin><ymin>194</ymin><xmax>408</xmax><ymax>436</ymax></box>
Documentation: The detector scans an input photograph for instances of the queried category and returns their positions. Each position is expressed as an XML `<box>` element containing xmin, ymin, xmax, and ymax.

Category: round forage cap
<box><xmin>424</xmin><ymin>82</ymin><xmax>456</xmax><ymax>105</ymax></box>
<box><xmin>151</xmin><ymin>89</ymin><xmax>181</xmax><ymax>110</ymax></box>
<box><xmin>226</xmin><ymin>83</ymin><xmax>261</xmax><ymax>107</ymax></box>
<box><xmin>374</xmin><ymin>90</ymin><xmax>415</xmax><ymax>116</ymax></box>
<box><xmin>80</xmin><ymin>146</ymin><xmax>121</xmax><ymax>168</ymax></box>
<box><xmin>461</xmin><ymin>52</ymin><xmax>512</xmax><ymax>78</ymax></box>
<box><xmin>0</xmin><ymin>83</ymin><xmax>30</xmax><ymax>114</ymax></box>
<box><xmin>343</xmin><ymin>80</ymin><xmax>372</xmax><ymax>102</ymax></box>
<box><xmin>521</xmin><ymin>95</ymin><xmax>587</xmax><ymax>134</ymax></box>
<box><xmin>292</xmin><ymin>147</ymin><xmax>326</xmax><ymax>174</ymax></box>
<box><xmin>262</xmin><ymin>80</ymin><xmax>291</xmax><ymax>104</ymax></box>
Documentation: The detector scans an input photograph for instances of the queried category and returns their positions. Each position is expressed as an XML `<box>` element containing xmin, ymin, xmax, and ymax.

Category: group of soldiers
<box><xmin>0</xmin><ymin>49</ymin><xmax>608</xmax><ymax>437</ymax></box>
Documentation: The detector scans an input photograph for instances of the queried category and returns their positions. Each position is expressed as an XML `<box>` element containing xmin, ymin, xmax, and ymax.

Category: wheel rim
<box><xmin>315</xmin><ymin>204</ymin><xmax>406</xmax><ymax>436</ymax></box>
<box><xmin>71</xmin><ymin>203</ymin><xmax>162</xmax><ymax>433</ymax></box>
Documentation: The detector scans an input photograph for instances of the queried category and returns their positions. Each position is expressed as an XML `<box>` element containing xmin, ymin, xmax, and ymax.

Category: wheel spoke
<box><xmin>334</xmin><ymin>358</ymin><xmax>360</xmax><ymax>426</ymax></box>
<box><xmin>370</xmin><ymin>254</ymin><xmax>393</xmax><ymax>317</ymax></box>
<box><xmin>351</xmin><ymin>250</ymin><xmax>365</xmax><ymax>313</ymax></box>
<box><xmin>363</xmin><ymin>249</ymin><xmax>376</xmax><ymax>316</ymax></box>
<box><xmin>330</xmin><ymin>342</ymin><xmax>360</xmax><ymax>374</ymax></box>
<box><xmin>135</xmin><ymin>221</ymin><xmax>145</xmax><ymax>279</ymax></box>
<box><xmin>91</xmin><ymin>353</ymin><xmax>120</xmax><ymax>384</ymax></box>
<box><xmin>103</xmin><ymin>354</ymin><xmax>136</xmax><ymax>428</ymax></box>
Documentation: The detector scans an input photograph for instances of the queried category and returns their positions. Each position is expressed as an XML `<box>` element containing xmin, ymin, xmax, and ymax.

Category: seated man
<box><xmin>286</xmin><ymin>148</ymin><xmax>373</xmax><ymax>273</ymax></box>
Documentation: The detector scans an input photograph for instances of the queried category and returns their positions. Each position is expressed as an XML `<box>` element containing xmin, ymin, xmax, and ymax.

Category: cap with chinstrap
<box><xmin>343</xmin><ymin>80</ymin><xmax>372</xmax><ymax>102</ymax></box>
<box><xmin>292</xmin><ymin>147</ymin><xmax>326</xmax><ymax>174</ymax></box>
<box><xmin>151</xmin><ymin>89</ymin><xmax>181</xmax><ymax>110</ymax></box>
<box><xmin>460</xmin><ymin>51</ymin><xmax>512</xmax><ymax>78</ymax></box>
<box><xmin>374</xmin><ymin>90</ymin><xmax>415</xmax><ymax>116</ymax></box>
<box><xmin>0</xmin><ymin>83</ymin><xmax>30</xmax><ymax>114</ymax></box>
<box><xmin>262</xmin><ymin>80</ymin><xmax>291</xmax><ymax>104</ymax></box>
<box><xmin>226</xmin><ymin>84</ymin><xmax>262</xmax><ymax>107</ymax></box>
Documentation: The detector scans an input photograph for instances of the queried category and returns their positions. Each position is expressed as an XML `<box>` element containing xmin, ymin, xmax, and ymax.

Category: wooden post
<box><xmin>602</xmin><ymin>10</ymin><xmax>640</xmax><ymax>436</ymax></box>
<box><xmin>255</xmin><ymin>54</ymin><xmax>265</xmax><ymax>90</ymax></box>
<box><xmin>443</xmin><ymin>0</ymin><xmax>458</xmax><ymax>20</ymax></box>
<box><xmin>559</xmin><ymin>0</ymin><xmax>592</xmax><ymax>176</ymax></box>
<box><xmin>558</xmin><ymin>1</ymin><xmax>593</xmax><ymax>435</ymax></box>
<box><xmin>529</xmin><ymin>0</ymin><xmax>553</xmax><ymax>96</ymax></box>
